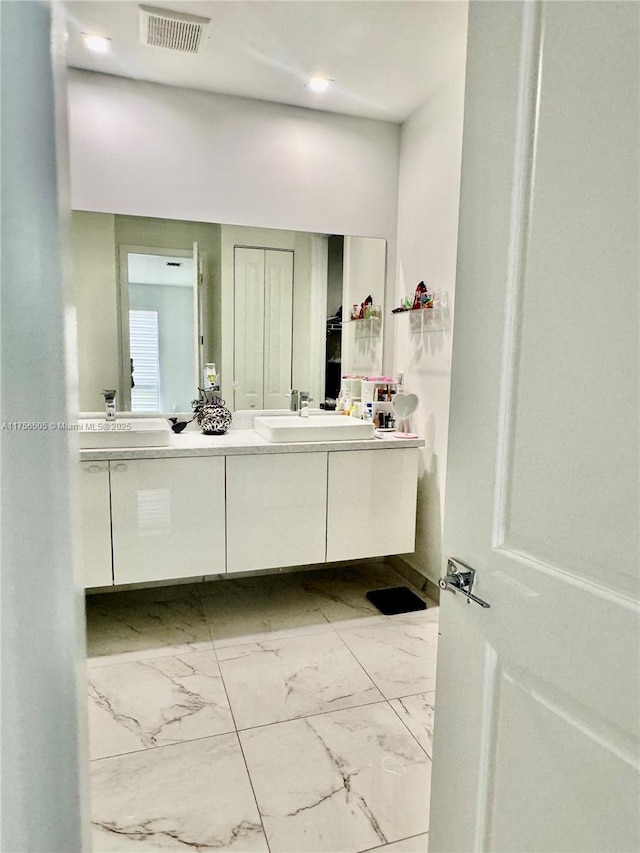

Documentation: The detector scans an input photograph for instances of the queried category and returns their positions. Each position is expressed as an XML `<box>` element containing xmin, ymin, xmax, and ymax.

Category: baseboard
<box><xmin>385</xmin><ymin>555</ymin><xmax>441</xmax><ymax>604</ymax></box>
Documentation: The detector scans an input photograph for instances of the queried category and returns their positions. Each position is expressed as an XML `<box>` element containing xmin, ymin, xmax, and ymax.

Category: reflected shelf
<box><xmin>392</xmin><ymin>307</ymin><xmax>451</xmax><ymax>333</ymax></box>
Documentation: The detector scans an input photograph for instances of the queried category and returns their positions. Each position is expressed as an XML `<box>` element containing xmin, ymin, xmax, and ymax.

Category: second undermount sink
<box><xmin>77</xmin><ymin>417</ymin><xmax>171</xmax><ymax>449</ymax></box>
<box><xmin>254</xmin><ymin>414</ymin><xmax>375</xmax><ymax>443</ymax></box>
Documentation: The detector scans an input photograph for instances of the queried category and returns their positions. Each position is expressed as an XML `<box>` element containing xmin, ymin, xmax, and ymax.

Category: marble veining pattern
<box><xmin>239</xmin><ymin>703</ymin><xmax>431</xmax><ymax>853</ymax></box>
<box><xmin>198</xmin><ymin>574</ymin><xmax>334</xmax><ymax>647</ymax></box>
<box><xmin>336</xmin><ymin>615</ymin><xmax>439</xmax><ymax>699</ymax></box>
<box><xmin>362</xmin><ymin>834</ymin><xmax>429</xmax><ymax>852</ymax></box>
<box><xmin>390</xmin><ymin>692</ymin><xmax>436</xmax><ymax>758</ymax></box>
<box><xmin>91</xmin><ymin>734</ymin><xmax>268</xmax><ymax>851</ymax></box>
<box><xmin>217</xmin><ymin>632</ymin><xmax>384</xmax><ymax>729</ymax></box>
<box><xmin>86</xmin><ymin>562</ymin><xmax>438</xmax><ymax>853</ymax></box>
<box><xmin>88</xmin><ymin>650</ymin><xmax>234</xmax><ymax>759</ymax></box>
<box><xmin>86</xmin><ymin>595</ymin><xmax>213</xmax><ymax>664</ymax></box>
<box><xmin>289</xmin><ymin>564</ymin><xmax>405</xmax><ymax>623</ymax></box>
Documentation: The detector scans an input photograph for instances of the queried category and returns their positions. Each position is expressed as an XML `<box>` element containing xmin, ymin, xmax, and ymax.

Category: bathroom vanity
<box><xmin>79</xmin><ymin>428</ymin><xmax>423</xmax><ymax>589</ymax></box>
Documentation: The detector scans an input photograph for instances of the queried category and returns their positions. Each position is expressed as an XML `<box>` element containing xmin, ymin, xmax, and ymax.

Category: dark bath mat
<box><xmin>366</xmin><ymin>586</ymin><xmax>427</xmax><ymax>616</ymax></box>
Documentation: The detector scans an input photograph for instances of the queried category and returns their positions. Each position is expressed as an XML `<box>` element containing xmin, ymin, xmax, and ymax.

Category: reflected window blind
<box><xmin>130</xmin><ymin>309</ymin><xmax>160</xmax><ymax>412</ymax></box>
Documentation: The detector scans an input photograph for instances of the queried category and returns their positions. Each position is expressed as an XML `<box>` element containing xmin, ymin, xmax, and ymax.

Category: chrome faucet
<box><xmin>102</xmin><ymin>389</ymin><xmax>117</xmax><ymax>421</ymax></box>
<box><xmin>287</xmin><ymin>390</ymin><xmax>313</xmax><ymax>413</ymax></box>
<box><xmin>288</xmin><ymin>389</ymin><xmax>301</xmax><ymax>412</ymax></box>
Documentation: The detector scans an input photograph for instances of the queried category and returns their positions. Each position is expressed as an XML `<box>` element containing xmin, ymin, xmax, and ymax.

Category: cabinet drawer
<box><xmin>226</xmin><ymin>452</ymin><xmax>327</xmax><ymax>573</ymax></box>
<box><xmin>110</xmin><ymin>457</ymin><xmax>225</xmax><ymax>584</ymax></box>
<box><xmin>326</xmin><ymin>448</ymin><xmax>418</xmax><ymax>562</ymax></box>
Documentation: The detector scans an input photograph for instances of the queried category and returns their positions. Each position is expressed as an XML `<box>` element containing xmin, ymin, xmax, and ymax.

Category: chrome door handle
<box><xmin>439</xmin><ymin>558</ymin><xmax>491</xmax><ymax>608</ymax></box>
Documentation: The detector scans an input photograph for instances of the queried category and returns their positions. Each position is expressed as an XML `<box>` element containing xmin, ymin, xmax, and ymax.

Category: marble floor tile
<box><xmin>91</xmin><ymin>734</ymin><xmax>268</xmax><ymax>852</ymax></box>
<box><xmin>286</xmin><ymin>563</ymin><xmax>415</xmax><ymax>624</ymax></box>
<box><xmin>330</xmin><ymin>606</ymin><xmax>438</xmax><ymax>634</ymax></box>
<box><xmin>86</xmin><ymin>595</ymin><xmax>213</xmax><ymax>664</ymax></box>
<box><xmin>240</xmin><ymin>703</ymin><xmax>431</xmax><ymax>853</ymax></box>
<box><xmin>389</xmin><ymin>692</ymin><xmax>436</xmax><ymax>758</ymax></box>
<box><xmin>217</xmin><ymin>632</ymin><xmax>384</xmax><ymax>729</ymax></box>
<box><xmin>363</xmin><ymin>833</ymin><xmax>429</xmax><ymax>852</ymax></box>
<box><xmin>337</xmin><ymin>617</ymin><xmax>439</xmax><ymax>699</ymax></box>
<box><xmin>199</xmin><ymin>574</ymin><xmax>333</xmax><ymax>647</ymax></box>
<box><xmin>88</xmin><ymin>650</ymin><xmax>234</xmax><ymax>759</ymax></box>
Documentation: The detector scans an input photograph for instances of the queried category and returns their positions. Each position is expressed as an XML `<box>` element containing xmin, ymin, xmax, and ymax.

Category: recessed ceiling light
<box><xmin>82</xmin><ymin>34</ymin><xmax>112</xmax><ymax>54</ymax></box>
<box><xmin>308</xmin><ymin>76</ymin><xmax>332</xmax><ymax>94</ymax></box>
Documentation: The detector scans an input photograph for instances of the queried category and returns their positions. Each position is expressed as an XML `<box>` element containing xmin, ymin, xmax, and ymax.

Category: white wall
<box><xmin>71</xmin><ymin>211</ymin><xmax>119</xmax><ymax>411</ymax></box>
<box><xmin>342</xmin><ymin>236</ymin><xmax>387</xmax><ymax>376</ymax></box>
<box><xmin>67</xmin><ymin>70</ymin><xmax>400</xmax><ymax>371</ymax></box>
<box><xmin>393</xmin><ymin>17</ymin><xmax>468</xmax><ymax>584</ymax></box>
<box><xmin>0</xmin><ymin>2</ymin><xmax>86</xmax><ymax>849</ymax></box>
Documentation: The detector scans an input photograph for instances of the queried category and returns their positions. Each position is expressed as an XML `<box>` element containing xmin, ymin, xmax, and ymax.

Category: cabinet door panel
<box><xmin>79</xmin><ymin>462</ymin><xmax>113</xmax><ymax>588</ymax></box>
<box><xmin>110</xmin><ymin>457</ymin><xmax>225</xmax><ymax>584</ymax></box>
<box><xmin>327</xmin><ymin>448</ymin><xmax>418</xmax><ymax>562</ymax></box>
<box><xmin>226</xmin><ymin>452</ymin><xmax>327</xmax><ymax>573</ymax></box>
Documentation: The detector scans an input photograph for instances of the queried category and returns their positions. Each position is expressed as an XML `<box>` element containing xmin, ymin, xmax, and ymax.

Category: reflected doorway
<box><xmin>121</xmin><ymin>249</ymin><xmax>199</xmax><ymax>413</ymax></box>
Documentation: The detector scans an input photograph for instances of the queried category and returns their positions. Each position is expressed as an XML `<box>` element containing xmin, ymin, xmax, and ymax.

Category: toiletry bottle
<box><xmin>204</xmin><ymin>363</ymin><xmax>217</xmax><ymax>389</ymax></box>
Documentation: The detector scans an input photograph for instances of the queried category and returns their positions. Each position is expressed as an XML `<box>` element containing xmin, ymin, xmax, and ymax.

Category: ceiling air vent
<box><xmin>139</xmin><ymin>5</ymin><xmax>210</xmax><ymax>54</ymax></box>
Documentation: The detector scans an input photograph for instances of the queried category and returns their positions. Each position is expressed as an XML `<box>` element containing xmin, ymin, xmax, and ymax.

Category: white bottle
<box><xmin>204</xmin><ymin>363</ymin><xmax>218</xmax><ymax>389</ymax></box>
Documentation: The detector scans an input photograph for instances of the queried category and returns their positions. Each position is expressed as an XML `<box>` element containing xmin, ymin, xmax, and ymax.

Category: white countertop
<box><xmin>79</xmin><ymin>428</ymin><xmax>424</xmax><ymax>461</ymax></box>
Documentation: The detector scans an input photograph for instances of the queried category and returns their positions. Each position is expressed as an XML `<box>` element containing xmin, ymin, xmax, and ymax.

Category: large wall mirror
<box><xmin>71</xmin><ymin>212</ymin><xmax>386</xmax><ymax>414</ymax></box>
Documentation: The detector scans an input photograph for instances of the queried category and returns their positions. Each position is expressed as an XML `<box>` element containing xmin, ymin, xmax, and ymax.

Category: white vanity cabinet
<box><xmin>79</xmin><ymin>461</ymin><xmax>113</xmax><ymax>587</ymax></box>
<box><xmin>326</xmin><ymin>448</ymin><xmax>419</xmax><ymax>562</ymax></box>
<box><xmin>226</xmin><ymin>452</ymin><xmax>328</xmax><ymax>573</ymax></box>
<box><xmin>80</xmin><ymin>436</ymin><xmax>422</xmax><ymax>588</ymax></box>
<box><xmin>109</xmin><ymin>457</ymin><xmax>226</xmax><ymax>585</ymax></box>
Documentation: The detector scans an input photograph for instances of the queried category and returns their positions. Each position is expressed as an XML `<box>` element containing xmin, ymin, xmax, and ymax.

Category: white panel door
<box><xmin>326</xmin><ymin>448</ymin><xmax>418</xmax><ymax>562</ymax></box>
<box><xmin>263</xmin><ymin>249</ymin><xmax>293</xmax><ymax>410</ymax></box>
<box><xmin>430</xmin><ymin>4</ymin><xmax>639</xmax><ymax>852</ymax></box>
<box><xmin>78</xmin><ymin>462</ymin><xmax>113</xmax><ymax>588</ymax></box>
<box><xmin>226</xmin><ymin>452</ymin><xmax>327</xmax><ymax>573</ymax></box>
<box><xmin>234</xmin><ymin>248</ymin><xmax>265</xmax><ymax>410</ymax></box>
<box><xmin>110</xmin><ymin>457</ymin><xmax>226</xmax><ymax>584</ymax></box>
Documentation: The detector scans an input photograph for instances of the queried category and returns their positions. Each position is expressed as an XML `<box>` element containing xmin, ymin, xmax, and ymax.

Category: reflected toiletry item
<box><xmin>412</xmin><ymin>281</ymin><xmax>427</xmax><ymax>310</ymax></box>
<box><xmin>204</xmin><ymin>363</ymin><xmax>218</xmax><ymax>389</ymax></box>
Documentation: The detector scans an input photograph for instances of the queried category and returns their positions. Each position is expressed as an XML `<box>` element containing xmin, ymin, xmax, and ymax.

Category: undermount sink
<box><xmin>254</xmin><ymin>414</ymin><xmax>375</xmax><ymax>443</ymax></box>
<box><xmin>77</xmin><ymin>417</ymin><xmax>171</xmax><ymax>449</ymax></box>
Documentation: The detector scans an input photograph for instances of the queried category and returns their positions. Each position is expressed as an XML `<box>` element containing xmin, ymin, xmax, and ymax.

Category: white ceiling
<box><xmin>63</xmin><ymin>1</ymin><xmax>468</xmax><ymax>122</ymax></box>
